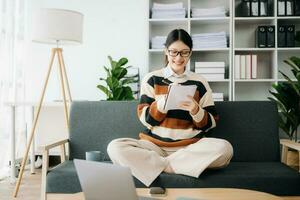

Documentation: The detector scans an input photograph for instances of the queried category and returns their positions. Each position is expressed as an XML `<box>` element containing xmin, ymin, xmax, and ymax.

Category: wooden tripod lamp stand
<box><xmin>13</xmin><ymin>8</ymin><xmax>83</xmax><ymax>198</ymax></box>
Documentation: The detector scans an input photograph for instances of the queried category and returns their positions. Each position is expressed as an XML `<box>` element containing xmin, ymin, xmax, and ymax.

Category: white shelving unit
<box><xmin>233</xmin><ymin>0</ymin><xmax>300</xmax><ymax>101</ymax></box>
<box><xmin>147</xmin><ymin>0</ymin><xmax>300</xmax><ymax>101</ymax></box>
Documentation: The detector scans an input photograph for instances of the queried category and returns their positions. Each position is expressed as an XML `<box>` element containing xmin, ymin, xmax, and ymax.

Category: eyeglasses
<box><xmin>168</xmin><ymin>49</ymin><xmax>191</xmax><ymax>57</ymax></box>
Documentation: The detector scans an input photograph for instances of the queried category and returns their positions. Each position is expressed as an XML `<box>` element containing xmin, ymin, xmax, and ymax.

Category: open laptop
<box><xmin>74</xmin><ymin>159</ymin><xmax>157</xmax><ymax>200</ymax></box>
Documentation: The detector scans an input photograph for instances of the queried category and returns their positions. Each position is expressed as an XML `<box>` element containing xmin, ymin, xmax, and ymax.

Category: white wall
<box><xmin>25</xmin><ymin>0</ymin><xmax>148</xmax><ymax>101</ymax></box>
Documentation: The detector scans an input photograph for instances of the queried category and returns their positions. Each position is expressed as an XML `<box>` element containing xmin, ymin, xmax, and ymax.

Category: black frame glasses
<box><xmin>167</xmin><ymin>49</ymin><xmax>191</xmax><ymax>57</ymax></box>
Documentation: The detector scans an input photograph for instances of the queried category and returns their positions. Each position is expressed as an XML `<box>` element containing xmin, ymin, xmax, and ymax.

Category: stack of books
<box><xmin>192</xmin><ymin>32</ymin><xmax>227</xmax><ymax>49</ymax></box>
<box><xmin>191</xmin><ymin>6</ymin><xmax>227</xmax><ymax>18</ymax></box>
<box><xmin>234</xmin><ymin>54</ymin><xmax>257</xmax><ymax>79</ymax></box>
<box><xmin>151</xmin><ymin>2</ymin><xmax>186</xmax><ymax>19</ymax></box>
<box><xmin>151</xmin><ymin>36</ymin><xmax>167</xmax><ymax>49</ymax></box>
<box><xmin>212</xmin><ymin>93</ymin><xmax>224</xmax><ymax>102</ymax></box>
<box><xmin>195</xmin><ymin>61</ymin><xmax>225</xmax><ymax>80</ymax></box>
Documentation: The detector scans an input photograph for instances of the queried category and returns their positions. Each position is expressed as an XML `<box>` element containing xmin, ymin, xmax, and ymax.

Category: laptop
<box><xmin>74</xmin><ymin>159</ymin><xmax>157</xmax><ymax>200</ymax></box>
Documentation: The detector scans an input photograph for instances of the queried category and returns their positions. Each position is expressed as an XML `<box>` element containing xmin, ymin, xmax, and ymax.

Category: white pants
<box><xmin>107</xmin><ymin>137</ymin><xmax>233</xmax><ymax>187</ymax></box>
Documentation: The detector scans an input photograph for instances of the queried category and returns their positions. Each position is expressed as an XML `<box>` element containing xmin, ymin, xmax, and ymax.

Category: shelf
<box><xmin>190</xmin><ymin>17</ymin><xmax>230</xmax><ymax>25</ymax></box>
<box><xmin>149</xmin><ymin>18</ymin><xmax>188</xmax><ymax>25</ymax></box>
<box><xmin>193</xmin><ymin>48</ymin><xmax>230</xmax><ymax>52</ymax></box>
<box><xmin>278</xmin><ymin>79</ymin><xmax>298</xmax><ymax>82</ymax></box>
<box><xmin>234</xmin><ymin>48</ymin><xmax>276</xmax><ymax>52</ymax></box>
<box><xmin>235</xmin><ymin>17</ymin><xmax>275</xmax><ymax>24</ymax></box>
<box><xmin>149</xmin><ymin>49</ymin><xmax>164</xmax><ymax>52</ymax></box>
<box><xmin>148</xmin><ymin>0</ymin><xmax>299</xmax><ymax>101</ymax></box>
<box><xmin>277</xmin><ymin>47</ymin><xmax>300</xmax><ymax>51</ymax></box>
<box><xmin>277</xmin><ymin>16</ymin><xmax>300</xmax><ymax>20</ymax></box>
<box><xmin>235</xmin><ymin>79</ymin><xmax>276</xmax><ymax>82</ymax></box>
<box><xmin>149</xmin><ymin>48</ymin><xmax>230</xmax><ymax>52</ymax></box>
<box><xmin>207</xmin><ymin>79</ymin><xmax>230</xmax><ymax>82</ymax></box>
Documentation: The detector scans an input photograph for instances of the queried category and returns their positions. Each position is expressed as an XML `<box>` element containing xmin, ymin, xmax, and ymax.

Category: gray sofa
<box><xmin>44</xmin><ymin>101</ymin><xmax>300</xmax><ymax>196</ymax></box>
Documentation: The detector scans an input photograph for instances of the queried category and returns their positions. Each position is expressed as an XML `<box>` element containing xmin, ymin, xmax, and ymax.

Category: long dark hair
<box><xmin>164</xmin><ymin>29</ymin><xmax>193</xmax><ymax>66</ymax></box>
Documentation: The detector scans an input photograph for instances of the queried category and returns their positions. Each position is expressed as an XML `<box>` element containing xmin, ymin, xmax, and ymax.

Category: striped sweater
<box><xmin>137</xmin><ymin>66</ymin><xmax>219</xmax><ymax>147</ymax></box>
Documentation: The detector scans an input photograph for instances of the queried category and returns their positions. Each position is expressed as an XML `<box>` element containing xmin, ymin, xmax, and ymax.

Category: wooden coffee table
<box><xmin>47</xmin><ymin>188</ymin><xmax>284</xmax><ymax>200</ymax></box>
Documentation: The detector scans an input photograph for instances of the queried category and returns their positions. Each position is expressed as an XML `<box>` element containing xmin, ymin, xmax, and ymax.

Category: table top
<box><xmin>47</xmin><ymin>188</ymin><xmax>283</xmax><ymax>200</ymax></box>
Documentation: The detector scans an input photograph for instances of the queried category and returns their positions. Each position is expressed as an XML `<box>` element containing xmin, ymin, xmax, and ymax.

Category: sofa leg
<box><xmin>41</xmin><ymin>151</ymin><xmax>49</xmax><ymax>200</ymax></box>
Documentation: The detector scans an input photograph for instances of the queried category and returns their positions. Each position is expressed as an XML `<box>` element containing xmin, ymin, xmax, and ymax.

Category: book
<box><xmin>240</xmin><ymin>55</ymin><xmax>246</xmax><ymax>79</ymax></box>
<box><xmin>246</xmin><ymin>55</ymin><xmax>251</xmax><ymax>79</ymax></box>
<box><xmin>195</xmin><ymin>62</ymin><xmax>225</xmax><ymax>68</ymax></box>
<box><xmin>251</xmin><ymin>54</ymin><xmax>257</xmax><ymax>79</ymax></box>
<box><xmin>200</xmin><ymin>73</ymin><xmax>225</xmax><ymax>80</ymax></box>
<box><xmin>235</xmin><ymin>55</ymin><xmax>240</xmax><ymax>79</ymax></box>
<box><xmin>212</xmin><ymin>93</ymin><xmax>224</xmax><ymax>99</ymax></box>
<box><xmin>195</xmin><ymin>67</ymin><xmax>225</xmax><ymax>74</ymax></box>
<box><xmin>164</xmin><ymin>84</ymin><xmax>197</xmax><ymax>111</ymax></box>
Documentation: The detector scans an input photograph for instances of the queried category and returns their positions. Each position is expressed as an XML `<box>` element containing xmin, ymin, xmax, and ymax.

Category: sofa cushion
<box><xmin>46</xmin><ymin>161</ymin><xmax>300</xmax><ymax>195</ymax></box>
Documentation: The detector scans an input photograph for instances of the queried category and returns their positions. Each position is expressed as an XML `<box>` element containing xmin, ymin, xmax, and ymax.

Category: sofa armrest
<box><xmin>42</xmin><ymin>139</ymin><xmax>69</xmax><ymax>151</ymax></box>
<box><xmin>41</xmin><ymin>139</ymin><xmax>69</xmax><ymax>200</ymax></box>
<box><xmin>42</xmin><ymin>139</ymin><xmax>69</xmax><ymax>162</ymax></box>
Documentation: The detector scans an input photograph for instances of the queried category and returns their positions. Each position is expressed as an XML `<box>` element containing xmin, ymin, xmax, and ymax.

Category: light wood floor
<box><xmin>0</xmin><ymin>167</ymin><xmax>41</xmax><ymax>200</ymax></box>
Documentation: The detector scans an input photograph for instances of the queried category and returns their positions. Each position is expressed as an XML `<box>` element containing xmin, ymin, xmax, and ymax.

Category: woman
<box><xmin>107</xmin><ymin>29</ymin><xmax>233</xmax><ymax>187</ymax></box>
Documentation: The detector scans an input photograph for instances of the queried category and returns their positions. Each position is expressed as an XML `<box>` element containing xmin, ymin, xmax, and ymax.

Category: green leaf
<box><xmin>121</xmin><ymin>77</ymin><xmax>138</xmax><ymax>86</ymax></box>
<box><xmin>107</xmin><ymin>76</ymin><xmax>120</xmax><ymax>90</ymax></box>
<box><xmin>117</xmin><ymin>57</ymin><xmax>128</xmax><ymax>68</ymax></box>
<box><xmin>103</xmin><ymin>66</ymin><xmax>110</xmax><ymax>77</ymax></box>
<box><xmin>97</xmin><ymin>85</ymin><xmax>112</xmax><ymax>99</ymax></box>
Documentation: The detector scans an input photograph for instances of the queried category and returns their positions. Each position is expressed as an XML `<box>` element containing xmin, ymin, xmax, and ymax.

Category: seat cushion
<box><xmin>47</xmin><ymin>161</ymin><xmax>300</xmax><ymax>195</ymax></box>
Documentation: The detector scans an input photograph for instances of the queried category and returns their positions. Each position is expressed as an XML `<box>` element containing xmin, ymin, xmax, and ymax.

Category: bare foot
<box><xmin>163</xmin><ymin>164</ymin><xmax>174</xmax><ymax>173</ymax></box>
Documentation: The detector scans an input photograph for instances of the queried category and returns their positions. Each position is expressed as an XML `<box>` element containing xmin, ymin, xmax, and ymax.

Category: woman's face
<box><xmin>165</xmin><ymin>40</ymin><xmax>191</xmax><ymax>75</ymax></box>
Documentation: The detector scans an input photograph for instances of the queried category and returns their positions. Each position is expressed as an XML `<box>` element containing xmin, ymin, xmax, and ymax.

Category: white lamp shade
<box><xmin>32</xmin><ymin>8</ymin><xmax>84</xmax><ymax>45</ymax></box>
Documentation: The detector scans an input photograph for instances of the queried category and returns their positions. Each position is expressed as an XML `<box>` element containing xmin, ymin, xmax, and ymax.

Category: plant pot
<box><xmin>287</xmin><ymin>149</ymin><xmax>299</xmax><ymax>170</ymax></box>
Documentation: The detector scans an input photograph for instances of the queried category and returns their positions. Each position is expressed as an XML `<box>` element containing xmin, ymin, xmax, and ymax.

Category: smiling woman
<box><xmin>107</xmin><ymin>29</ymin><xmax>233</xmax><ymax>187</ymax></box>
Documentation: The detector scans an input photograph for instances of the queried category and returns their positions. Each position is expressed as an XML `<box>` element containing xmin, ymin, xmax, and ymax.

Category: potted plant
<box><xmin>97</xmin><ymin>56</ymin><xmax>139</xmax><ymax>100</ymax></box>
<box><xmin>269</xmin><ymin>56</ymin><xmax>300</xmax><ymax>169</ymax></box>
<box><xmin>269</xmin><ymin>56</ymin><xmax>300</xmax><ymax>142</ymax></box>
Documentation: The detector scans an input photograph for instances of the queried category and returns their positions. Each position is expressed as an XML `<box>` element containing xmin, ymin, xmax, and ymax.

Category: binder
<box><xmin>251</xmin><ymin>0</ymin><xmax>259</xmax><ymax>16</ymax></box>
<box><xmin>240</xmin><ymin>0</ymin><xmax>251</xmax><ymax>17</ymax></box>
<box><xmin>295</xmin><ymin>0</ymin><xmax>300</xmax><ymax>16</ymax></box>
<box><xmin>259</xmin><ymin>0</ymin><xmax>268</xmax><ymax>16</ymax></box>
<box><xmin>286</xmin><ymin>25</ymin><xmax>295</xmax><ymax>47</ymax></box>
<box><xmin>267</xmin><ymin>26</ymin><xmax>275</xmax><ymax>47</ymax></box>
<box><xmin>286</xmin><ymin>0</ymin><xmax>295</xmax><ymax>16</ymax></box>
<box><xmin>278</xmin><ymin>25</ymin><xmax>286</xmax><ymax>47</ymax></box>
<box><xmin>278</xmin><ymin>0</ymin><xmax>286</xmax><ymax>16</ymax></box>
<box><xmin>256</xmin><ymin>26</ymin><xmax>267</xmax><ymax>48</ymax></box>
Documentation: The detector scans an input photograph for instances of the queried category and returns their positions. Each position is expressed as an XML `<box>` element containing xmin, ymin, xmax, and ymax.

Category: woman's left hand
<box><xmin>178</xmin><ymin>95</ymin><xmax>199</xmax><ymax>115</ymax></box>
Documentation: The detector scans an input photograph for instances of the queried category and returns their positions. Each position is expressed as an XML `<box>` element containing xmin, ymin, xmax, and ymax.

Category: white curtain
<box><xmin>0</xmin><ymin>0</ymin><xmax>27</xmax><ymax>180</ymax></box>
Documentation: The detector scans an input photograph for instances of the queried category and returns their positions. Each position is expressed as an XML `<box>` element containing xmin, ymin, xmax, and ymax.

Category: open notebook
<box><xmin>164</xmin><ymin>84</ymin><xmax>197</xmax><ymax>111</ymax></box>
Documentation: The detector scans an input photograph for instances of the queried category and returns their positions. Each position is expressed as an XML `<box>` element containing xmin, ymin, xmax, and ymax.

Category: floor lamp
<box><xmin>13</xmin><ymin>8</ymin><xmax>83</xmax><ymax>197</ymax></box>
